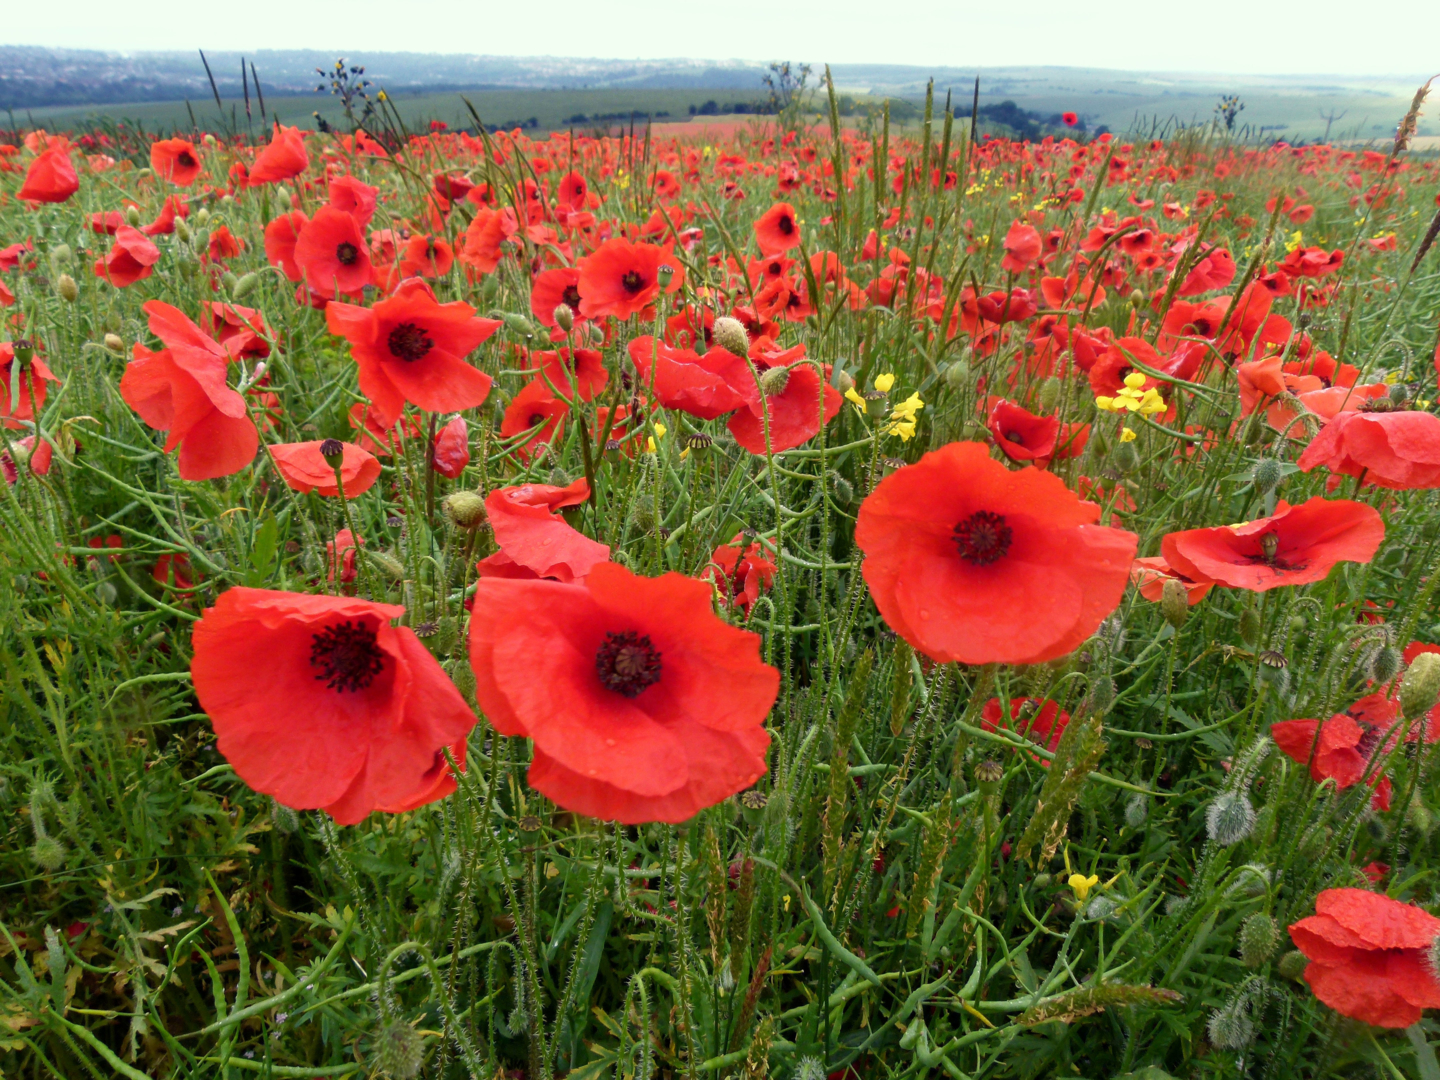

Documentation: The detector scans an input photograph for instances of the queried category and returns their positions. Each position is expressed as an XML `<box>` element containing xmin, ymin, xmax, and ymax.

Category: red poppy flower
<box><xmin>855</xmin><ymin>442</ymin><xmax>1137</xmax><ymax>665</ymax></box>
<box><xmin>530</xmin><ymin>266</ymin><xmax>586</xmax><ymax>328</ymax></box>
<box><xmin>207</xmin><ymin>226</ymin><xmax>244</xmax><ymax>261</ymax></box>
<box><xmin>986</xmin><ymin>398</ymin><xmax>1087</xmax><ymax>466</ymax></box>
<box><xmin>1062</xmin><ymin>112</ymin><xmax>1079</xmax><ymax>127</ymax></box>
<box><xmin>974</xmin><ymin>288</ymin><xmax>1038</xmax><ymax>325</ymax></box>
<box><xmin>628</xmin><ymin>336</ymin><xmax>748</xmax><ymax>420</ymax></box>
<box><xmin>1176</xmin><ymin>246</ymin><xmax>1236</xmax><ymax>295</ymax></box>
<box><xmin>264</xmin><ymin>211</ymin><xmax>308</xmax><ymax>282</ymax></box>
<box><xmin>150</xmin><ymin>138</ymin><xmax>202</xmax><ymax>186</ymax></box>
<box><xmin>1129</xmin><ymin>556</ymin><xmax>1212</xmax><ymax>605</ymax></box>
<box><xmin>477</xmin><ymin>478</ymin><xmax>609</xmax><ymax>582</ymax></box>
<box><xmin>754</xmin><ymin>202</ymin><xmax>802</xmax><ymax>256</ymax></box>
<box><xmin>1161</xmin><ymin>497</ymin><xmax>1384</xmax><ymax>593</ymax></box>
<box><xmin>2</xmin><ymin>435</ymin><xmax>53</xmax><ymax>483</ymax></box>
<box><xmin>577</xmin><ymin>238</ymin><xmax>683</xmax><ymax>320</ymax></box>
<box><xmin>248</xmin><ymin>124</ymin><xmax>310</xmax><ymax>186</ymax></box>
<box><xmin>89</xmin><ymin>210</ymin><xmax>126</xmax><ymax>235</ymax></box>
<box><xmin>1298</xmin><ymin>410</ymin><xmax>1440</xmax><ymax>490</ymax></box>
<box><xmin>397</xmin><ymin>233</ymin><xmax>454</xmax><ymax>281</ymax></box>
<box><xmin>0</xmin><ymin>342</ymin><xmax>60</xmax><ymax>430</ymax></box>
<box><xmin>294</xmin><ymin>205</ymin><xmax>373</xmax><ymax>299</ymax></box>
<box><xmin>191</xmin><ymin>587</ymin><xmax>476</xmax><ymax>825</ymax></box>
<box><xmin>1279</xmin><ymin>246</ymin><xmax>1344</xmax><ymax>279</ymax></box>
<box><xmin>268</xmin><ymin>440</ymin><xmax>380</xmax><ymax>497</ymax></box>
<box><xmin>1000</xmin><ymin>221</ymin><xmax>1043</xmax><ymax>274</ymax></box>
<box><xmin>1288</xmin><ymin>888</ymin><xmax>1440</xmax><ymax>1028</ymax></box>
<box><xmin>500</xmin><ymin>379</ymin><xmax>569</xmax><ymax>459</ymax></box>
<box><xmin>704</xmin><ymin>535</ymin><xmax>776</xmax><ymax>612</ymax></box>
<box><xmin>153</xmin><ymin>552</ymin><xmax>196</xmax><ymax>590</ymax></box>
<box><xmin>459</xmin><ymin>207</ymin><xmax>517</xmax><ymax>277</ymax></box>
<box><xmin>432</xmin><ymin>416</ymin><xmax>470</xmax><ymax>478</ymax></box>
<box><xmin>327</xmin><ymin>175</ymin><xmax>379</xmax><ymax>228</ymax></box>
<box><xmin>1271</xmin><ymin>698</ymin><xmax>1401</xmax><ymax>801</ymax></box>
<box><xmin>468</xmin><ymin>562</ymin><xmax>778</xmax><ymax>823</ymax></box>
<box><xmin>94</xmin><ymin>226</ymin><xmax>161</xmax><ymax>288</ymax></box>
<box><xmin>203</xmin><ymin>303</ymin><xmax>272</xmax><ymax>360</ymax></box>
<box><xmin>119</xmin><ymin>302</ymin><xmax>259</xmax><ymax>480</ymax></box>
<box><xmin>325</xmin><ymin>278</ymin><xmax>499</xmax><ymax>422</ymax></box>
<box><xmin>981</xmin><ymin>697</ymin><xmax>1070</xmax><ymax>758</ymax></box>
<box><xmin>328</xmin><ymin>529</ymin><xmax>362</xmax><ymax>584</ymax></box>
<box><xmin>726</xmin><ymin>348</ymin><xmax>843</xmax><ymax>454</ymax></box>
<box><xmin>18</xmin><ymin>146</ymin><xmax>79</xmax><ymax>204</ymax></box>
<box><xmin>534</xmin><ymin>347</ymin><xmax>608</xmax><ymax>402</ymax></box>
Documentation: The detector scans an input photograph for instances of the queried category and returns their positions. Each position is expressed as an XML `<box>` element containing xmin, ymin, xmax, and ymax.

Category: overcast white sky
<box><xmin>7</xmin><ymin>0</ymin><xmax>1440</xmax><ymax>75</ymax></box>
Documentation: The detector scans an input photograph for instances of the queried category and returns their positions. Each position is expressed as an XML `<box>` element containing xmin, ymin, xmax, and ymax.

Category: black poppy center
<box><xmin>310</xmin><ymin>620</ymin><xmax>385</xmax><ymax>693</ymax></box>
<box><xmin>1003</xmin><ymin>430</ymin><xmax>1025</xmax><ymax>446</ymax></box>
<box><xmin>621</xmin><ymin>270</ymin><xmax>645</xmax><ymax>294</ymax></box>
<box><xmin>954</xmin><ymin>510</ymin><xmax>1013</xmax><ymax>566</ymax></box>
<box><xmin>177</xmin><ymin>151</ymin><xmax>197</xmax><ymax>168</ymax></box>
<box><xmin>388</xmin><ymin>322</ymin><xmax>434</xmax><ymax>362</ymax></box>
<box><xmin>528</xmin><ymin>412</ymin><xmax>547</xmax><ymax>427</ymax></box>
<box><xmin>335</xmin><ymin>242</ymin><xmax>359</xmax><ymax>266</ymax></box>
<box><xmin>561</xmin><ymin>284</ymin><xmax>583</xmax><ymax>309</ymax></box>
<box><xmin>595</xmin><ymin>630</ymin><xmax>662</xmax><ymax>697</ymax></box>
<box><xmin>777</xmin><ymin>214</ymin><xmax>794</xmax><ymax>235</ymax></box>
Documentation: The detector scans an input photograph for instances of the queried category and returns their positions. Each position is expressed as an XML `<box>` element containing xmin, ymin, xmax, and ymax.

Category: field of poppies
<box><xmin>3</xmin><ymin>74</ymin><xmax>1440</xmax><ymax>1080</ymax></box>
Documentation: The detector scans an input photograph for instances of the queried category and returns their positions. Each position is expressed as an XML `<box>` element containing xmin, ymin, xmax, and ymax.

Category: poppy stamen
<box><xmin>387</xmin><ymin>322</ymin><xmax>435</xmax><ymax>362</ymax></box>
<box><xmin>620</xmin><ymin>270</ymin><xmax>645</xmax><ymax>294</ymax></box>
<box><xmin>954</xmin><ymin>510</ymin><xmax>1013</xmax><ymax>566</ymax></box>
<box><xmin>335</xmin><ymin>242</ymin><xmax>360</xmax><ymax>266</ymax></box>
<box><xmin>310</xmin><ymin>620</ymin><xmax>386</xmax><ymax>693</ymax></box>
<box><xmin>595</xmin><ymin>630</ymin><xmax>662</xmax><ymax>697</ymax></box>
<box><xmin>561</xmin><ymin>285</ymin><xmax>583</xmax><ymax>309</ymax></box>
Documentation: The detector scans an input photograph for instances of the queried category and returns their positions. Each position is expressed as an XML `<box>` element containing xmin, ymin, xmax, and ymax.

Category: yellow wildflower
<box><xmin>1119</xmin><ymin>427</ymin><xmax>1137</xmax><ymax>443</ymax></box>
<box><xmin>1069</xmin><ymin>873</ymin><xmax>1100</xmax><ymax>902</ymax></box>
<box><xmin>873</xmin><ymin>372</ymin><xmax>896</xmax><ymax>393</ymax></box>
<box><xmin>1095</xmin><ymin>371</ymin><xmax>1165</xmax><ymax>415</ymax></box>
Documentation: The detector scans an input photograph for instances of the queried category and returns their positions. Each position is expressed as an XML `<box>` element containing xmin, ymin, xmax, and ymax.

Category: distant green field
<box><xmin>15</xmin><ymin>75</ymin><xmax>1425</xmax><ymax>144</ymax></box>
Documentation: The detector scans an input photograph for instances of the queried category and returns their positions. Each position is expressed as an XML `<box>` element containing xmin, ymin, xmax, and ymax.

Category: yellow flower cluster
<box><xmin>844</xmin><ymin>373</ymin><xmax>925</xmax><ymax>441</ymax></box>
<box><xmin>1095</xmin><ymin>371</ymin><xmax>1166</xmax><ymax>415</ymax></box>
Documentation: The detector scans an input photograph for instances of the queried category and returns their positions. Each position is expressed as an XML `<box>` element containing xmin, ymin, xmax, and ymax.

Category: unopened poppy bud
<box><xmin>943</xmin><ymin>359</ymin><xmax>970</xmax><ymax>391</ymax></box>
<box><xmin>30</xmin><ymin>835</ymin><xmax>65</xmax><ymax>871</ymax></box>
<box><xmin>1128</xmin><ymin>289</ymin><xmax>1145</xmax><ymax>308</ymax></box>
<box><xmin>319</xmin><ymin>439</ymin><xmax>345</xmax><ymax>468</ymax></box>
<box><xmin>1207</xmin><ymin>1000</ymin><xmax>1254</xmax><ymax>1050</ymax></box>
<box><xmin>502</xmin><ymin>313</ymin><xmax>536</xmax><ymax>339</ymax></box>
<box><xmin>1400</xmin><ymin>652</ymin><xmax>1440</xmax><ymax>721</ymax></box>
<box><xmin>446</xmin><ymin>657</ymin><xmax>476</xmax><ymax>700</ymax></box>
<box><xmin>552</xmin><ymin>303</ymin><xmax>574</xmax><ymax>332</ymax></box>
<box><xmin>232</xmin><ymin>272</ymin><xmax>258</xmax><ymax>300</ymax></box>
<box><xmin>1038</xmin><ymin>376</ymin><xmax>1061</xmax><ymax>413</ymax></box>
<box><xmin>372</xmin><ymin>1020</ymin><xmax>423</xmax><ymax>1080</ymax></box>
<box><xmin>1160</xmin><ymin>578</ymin><xmax>1189</xmax><ymax>629</ymax></box>
<box><xmin>1238</xmin><ymin>606</ymin><xmax>1261</xmax><ymax>646</ymax></box>
<box><xmin>123</xmin><ymin>205</ymin><xmax>140</xmax><ymax>227</ymax></box>
<box><xmin>203</xmin><ymin>133</ymin><xmax>217</xmax><ymax>147</ymax></box>
<box><xmin>712</xmin><ymin>316</ymin><xmax>749</xmax><ymax>357</ymax></box>
<box><xmin>175</xmin><ymin>218</ymin><xmax>193</xmax><ymax>243</ymax></box>
<box><xmin>1110</xmin><ymin>439</ymin><xmax>1140</xmax><ymax>475</ymax></box>
<box><xmin>270</xmin><ymin>799</ymin><xmax>300</xmax><ymax>833</ymax></box>
<box><xmin>1369</xmin><ymin>644</ymin><xmax>1402</xmax><ymax>686</ymax></box>
<box><xmin>629</xmin><ymin>495</ymin><xmax>657</xmax><ymax>532</ymax></box>
<box><xmin>1206</xmin><ymin>791</ymin><xmax>1256</xmax><ymax>846</ymax></box>
<box><xmin>56</xmin><ymin>274</ymin><xmax>78</xmax><ymax>303</ymax></box>
<box><xmin>221</xmin><ymin>194</ymin><xmax>235</xmax><ymax>209</ymax></box>
<box><xmin>442</xmin><ymin>491</ymin><xmax>487</xmax><ymax>529</ymax></box>
<box><xmin>1277</xmin><ymin>949</ymin><xmax>1308</xmax><ymax>981</ymax></box>
<box><xmin>196</xmin><ymin>207</ymin><xmax>211</xmax><ymax>226</ymax></box>
<box><xmin>49</xmin><ymin>243</ymin><xmax>73</xmax><ymax>271</ymax></box>
<box><xmin>1252</xmin><ymin>457</ymin><xmax>1283</xmax><ymax>493</ymax></box>
<box><xmin>276</xmin><ymin>185</ymin><xmax>292</xmax><ymax>204</ymax></box>
<box><xmin>830</xmin><ymin>472</ymin><xmax>854</xmax><ymax>506</ymax></box>
<box><xmin>1124</xmin><ymin>793</ymin><xmax>1148</xmax><ymax>828</ymax></box>
<box><xmin>1087</xmin><ymin>673</ymin><xmax>1115</xmax><ymax>714</ymax></box>
<box><xmin>759</xmin><ymin>365</ymin><xmax>791</xmax><ymax>398</ymax></box>
<box><xmin>221</xmin><ymin>271</ymin><xmax>239</xmax><ymax>293</ymax></box>
<box><xmin>103</xmin><ymin>333</ymin><xmax>125</xmax><ymax>354</ymax></box>
<box><xmin>1389</xmin><ymin>382</ymin><xmax>1410</xmax><ymax>406</ymax></box>
<box><xmin>656</xmin><ymin>263</ymin><xmax>674</xmax><ymax>287</ymax></box>
<box><xmin>587</xmin><ymin>322</ymin><xmax>606</xmax><ymax>345</ymax></box>
<box><xmin>832</xmin><ymin>366</ymin><xmax>855</xmax><ymax>394</ymax></box>
<box><xmin>190</xmin><ymin>229</ymin><xmax>210</xmax><ymax>255</ymax></box>
<box><xmin>1033</xmin><ymin>873</ymin><xmax>1052</xmax><ymax>889</ymax></box>
<box><xmin>1239</xmin><ymin>912</ymin><xmax>1279</xmax><ymax>967</ymax></box>
<box><xmin>369</xmin><ymin>551</ymin><xmax>406</xmax><ymax>580</ymax></box>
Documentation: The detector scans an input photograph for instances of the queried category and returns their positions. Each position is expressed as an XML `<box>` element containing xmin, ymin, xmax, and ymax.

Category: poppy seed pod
<box><xmin>656</xmin><ymin>263</ymin><xmax>674</xmax><ymax>288</ymax></box>
<box><xmin>319</xmin><ymin>438</ymin><xmax>345</xmax><ymax>468</ymax></box>
<box><xmin>442</xmin><ymin>491</ymin><xmax>486</xmax><ymax>529</ymax></box>
<box><xmin>56</xmin><ymin>274</ymin><xmax>78</xmax><ymax>303</ymax></box>
<box><xmin>712</xmin><ymin>316</ymin><xmax>749</xmax><ymax>357</ymax></box>
<box><xmin>1401</xmin><ymin>652</ymin><xmax>1440</xmax><ymax>721</ymax></box>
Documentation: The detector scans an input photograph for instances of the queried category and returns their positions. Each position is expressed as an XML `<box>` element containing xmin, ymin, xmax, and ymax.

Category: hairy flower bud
<box><xmin>943</xmin><ymin>359</ymin><xmax>970</xmax><ymax>391</ymax></box>
<box><xmin>1252</xmin><ymin>456</ymin><xmax>1283</xmax><ymax>493</ymax></box>
<box><xmin>1277</xmin><ymin>949</ymin><xmax>1308</xmax><ymax>981</ymax></box>
<box><xmin>1369</xmin><ymin>644</ymin><xmax>1402</xmax><ymax>686</ymax></box>
<box><xmin>1160</xmin><ymin>578</ymin><xmax>1189</xmax><ymax>629</ymax></box>
<box><xmin>104</xmin><ymin>333</ymin><xmax>125</xmax><ymax>354</ymax></box>
<box><xmin>30</xmin><ymin>835</ymin><xmax>65</xmax><ymax>871</ymax></box>
<box><xmin>1124</xmin><ymin>793</ymin><xmax>1148</xmax><ymax>829</ymax></box>
<box><xmin>125</xmin><ymin>205</ymin><xmax>142</xmax><ymax>227</ymax></box>
<box><xmin>712</xmin><ymin>316</ymin><xmax>749</xmax><ymax>356</ymax></box>
<box><xmin>1110</xmin><ymin>439</ymin><xmax>1140</xmax><ymax>475</ymax></box>
<box><xmin>1239</xmin><ymin>912</ymin><xmax>1279</xmax><ymax>967</ymax></box>
<box><xmin>1402</xmin><ymin>653</ymin><xmax>1440</xmax><ymax>722</ymax></box>
<box><xmin>442</xmin><ymin>491</ymin><xmax>487</xmax><ymax>530</ymax></box>
<box><xmin>1238</xmin><ymin>606</ymin><xmax>1261</xmax><ymax>647</ymax></box>
<box><xmin>552</xmin><ymin>303</ymin><xmax>574</xmax><ymax>332</ymax></box>
<box><xmin>1206</xmin><ymin>791</ymin><xmax>1256</xmax><ymax>846</ymax></box>
<box><xmin>232</xmin><ymin>272</ymin><xmax>258</xmax><ymax>301</ymax></box>
<box><xmin>759</xmin><ymin>364</ymin><xmax>791</xmax><ymax>398</ymax></box>
<box><xmin>1037</xmin><ymin>376</ymin><xmax>1062</xmax><ymax>413</ymax></box>
<box><xmin>56</xmin><ymin>273</ymin><xmax>79</xmax><ymax>303</ymax></box>
<box><xmin>1207</xmin><ymin>999</ymin><xmax>1254</xmax><ymax>1050</ymax></box>
<box><xmin>372</xmin><ymin>1020</ymin><xmax>423</xmax><ymax>1079</ymax></box>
